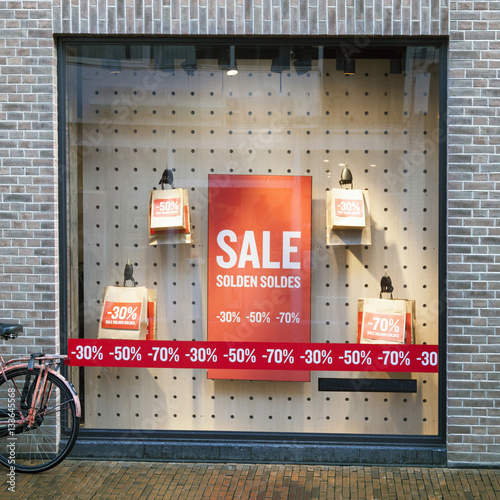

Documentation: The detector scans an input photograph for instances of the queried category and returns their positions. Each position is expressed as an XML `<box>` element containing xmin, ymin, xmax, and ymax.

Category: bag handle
<box><xmin>380</xmin><ymin>273</ymin><xmax>394</xmax><ymax>299</ymax></box>
<box><xmin>123</xmin><ymin>259</ymin><xmax>136</xmax><ymax>287</ymax></box>
<box><xmin>339</xmin><ymin>165</ymin><xmax>353</xmax><ymax>189</ymax></box>
<box><xmin>159</xmin><ymin>168</ymin><xmax>175</xmax><ymax>190</ymax></box>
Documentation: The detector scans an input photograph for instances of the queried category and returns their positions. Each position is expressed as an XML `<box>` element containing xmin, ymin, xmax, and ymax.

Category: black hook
<box><xmin>380</xmin><ymin>274</ymin><xmax>394</xmax><ymax>299</ymax></box>
<box><xmin>123</xmin><ymin>259</ymin><xmax>135</xmax><ymax>287</ymax></box>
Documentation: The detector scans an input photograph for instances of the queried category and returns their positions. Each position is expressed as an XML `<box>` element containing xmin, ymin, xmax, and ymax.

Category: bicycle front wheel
<box><xmin>0</xmin><ymin>367</ymin><xmax>79</xmax><ymax>473</ymax></box>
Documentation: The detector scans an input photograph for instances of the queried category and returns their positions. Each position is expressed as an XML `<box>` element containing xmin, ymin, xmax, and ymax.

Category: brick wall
<box><xmin>51</xmin><ymin>0</ymin><xmax>448</xmax><ymax>36</ymax></box>
<box><xmin>0</xmin><ymin>1</ymin><xmax>58</xmax><ymax>356</ymax></box>
<box><xmin>447</xmin><ymin>1</ymin><xmax>500</xmax><ymax>466</ymax></box>
<box><xmin>1</xmin><ymin>0</ymin><xmax>498</xmax><ymax>466</ymax></box>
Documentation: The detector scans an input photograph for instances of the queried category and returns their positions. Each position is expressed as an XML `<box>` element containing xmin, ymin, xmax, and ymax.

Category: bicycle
<box><xmin>0</xmin><ymin>323</ymin><xmax>81</xmax><ymax>473</ymax></box>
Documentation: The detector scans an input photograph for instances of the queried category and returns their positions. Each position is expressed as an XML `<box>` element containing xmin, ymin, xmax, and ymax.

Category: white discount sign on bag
<box><xmin>330</xmin><ymin>188</ymin><xmax>366</xmax><ymax>229</ymax></box>
<box><xmin>101</xmin><ymin>301</ymin><xmax>142</xmax><ymax>330</ymax></box>
<box><xmin>361</xmin><ymin>298</ymin><xmax>406</xmax><ymax>343</ymax></box>
<box><xmin>153</xmin><ymin>197</ymin><xmax>181</xmax><ymax>218</ymax></box>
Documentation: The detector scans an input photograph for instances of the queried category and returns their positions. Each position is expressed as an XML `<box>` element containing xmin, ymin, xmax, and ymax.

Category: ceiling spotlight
<box><xmin>343</xmin><ymin>58</ymin><xmax>355</xmax><ymax>75</ymax></box>
<box><xmin>109</xmin><ymin>62</ymin><xmax>121</xmax><ymax>74</ymax></box>
<box><xmin>181</xmin><ymin>46</ymin><xmax>197</xmax><ymax>76</ymax></box>
<box><xmin>293</xmin><ymin>47</ymin><xmax>313</xmax><ymax>75</ymax></box>
<box><xmin>226</xmin><ymin>45</ymin><xmax>238</xmax><ymax>76</ymax></box>
<box><xmin>271</xmin><ymin>47</ymin><xmax>291</xmax><ymax>73</ymax></box>
<box><xmin>152</xmin><ymin>46</ymin><xmax>174</xmax><ymax>74</ymax></box>
<box><xmin>390</xmin><ymin>58</ymin><xmax>403</xmax><ymax>74</ymax></box>
<box><xmin>101</xmin><ymin>46</ymin><xmax>126</xmax><ymax>74</ymax></box>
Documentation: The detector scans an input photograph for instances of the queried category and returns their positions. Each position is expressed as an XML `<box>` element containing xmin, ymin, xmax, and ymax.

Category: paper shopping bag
<box><xmin>149</xmin><ymin>188</ymin><xmax>185</xmax><ymax>230</ymax></box>
<box><xmin>357</xmin><ymin>298</ymin><xmax>415</xmax><ymax>344</ymax></box>
<box><xmin>328</xmin><ymin>188</ymin><xmax>366</xmax><ymax>229</ymax></box>
<box><xmin>149</xmin><ymin>189</ymin><xmax>192</xmax><ymax>245</ymax></box>
<box><xmin>98</xmin><ymin>286</ymin><xmax>149</xmax><ymax>340</ymax></box>
<box><xmin>326</xmin><ymin>190</ymin><xmax>371</xmax><ymax>246</ymax></box>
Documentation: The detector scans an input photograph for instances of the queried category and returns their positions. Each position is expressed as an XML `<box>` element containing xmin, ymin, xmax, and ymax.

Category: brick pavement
<box><xmin>1</xmin><ymin>461</ymin><xmax>499</xmax><ymax>499</ymax></box>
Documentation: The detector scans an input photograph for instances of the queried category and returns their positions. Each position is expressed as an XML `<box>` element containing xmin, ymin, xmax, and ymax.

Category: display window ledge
<box><xmin>71</xmin><ymin>429</ymin><xmax>446</xmax><ymax>466</ymax></box>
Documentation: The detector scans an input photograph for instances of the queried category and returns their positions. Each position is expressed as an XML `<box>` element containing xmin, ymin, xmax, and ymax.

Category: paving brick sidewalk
<box><xmin>1</xmin><ymin>461</ymin><xmax>499</xmax><ymax>499</ymax></box>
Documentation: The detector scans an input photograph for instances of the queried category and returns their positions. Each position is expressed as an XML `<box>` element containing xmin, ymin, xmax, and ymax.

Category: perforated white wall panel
<box><xmin>71</xmin><ymin>55</ymin><xmax>440</xmax><ymax>434</ymax></box>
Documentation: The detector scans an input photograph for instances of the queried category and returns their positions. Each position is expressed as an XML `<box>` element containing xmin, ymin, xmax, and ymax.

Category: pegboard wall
<box><xmin>67</xmin><ymin>48</ymin><xmax>440</xmax><ymax>435</ymax></box>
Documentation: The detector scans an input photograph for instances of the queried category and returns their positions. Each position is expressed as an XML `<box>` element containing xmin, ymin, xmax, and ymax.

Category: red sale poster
<box><xmin>207</xmin><ymin>175</ymin><xmax>311</xmax><ymax>381</ymax></box>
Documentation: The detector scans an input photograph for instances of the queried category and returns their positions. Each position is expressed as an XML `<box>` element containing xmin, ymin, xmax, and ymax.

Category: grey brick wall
<box><xmin>51</xmin><ymin>0</ymin><xmax>448</xmax><ymax>36</ymax></box>
<box><xmin>0</xmin><ymin>1</ymin><xmax>59</xmax><ymax>355</ymax></box>
<box><xmin>2</xmin><ymin>0</ymin><xmax>498</xmax><ymax>467</ymax></box>
<box><xmin>448</xmin><ymin>1</ymin><xmax>500</xmax><ymax>466</ymax></box>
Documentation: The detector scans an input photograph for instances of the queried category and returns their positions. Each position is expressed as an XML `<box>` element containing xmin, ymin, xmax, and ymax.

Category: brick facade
<box><xmin>51</xmin><ymin>0</ymin><xmax>448</xmax><ymax>36</ymax></box>
<box><xmin>0</xmin><ymin>1</ymin><xmax>497</xmax><ymax>466</ymax></box>
<box><xmin>448</xmin><ymin>1</ymin><xmax>500</xmax><ymax>466</ymax></box>
<box><xmin>0</xmin><ymin>1</ymin><xmax>59</xmax><ymax>356</ymax></box>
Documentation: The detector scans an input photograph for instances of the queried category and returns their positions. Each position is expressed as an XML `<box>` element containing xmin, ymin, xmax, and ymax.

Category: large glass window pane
<box><xmin>63</xmin><ymin>41</ymin><xmax>442</xmax><ymax>436</ymax></box>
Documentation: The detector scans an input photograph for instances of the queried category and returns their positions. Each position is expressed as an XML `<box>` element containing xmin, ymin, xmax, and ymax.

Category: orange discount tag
<box><xmin>153</xmin><ymin>197</ymin><xmax>182</xmax><ymax>218</ymax></box>
<box><xmin>102</xmin><ymin>301</ymin><xmax>142</xmax><ymax>330</ymax></box>
<box><xmin>362</xmin><ymin>312</ymin><xmax>405</xmax><ymax>342</ymax></box>
<box><xmin>335</xmin><ymin>198</ymin><xmax>363</xmax><ymax>217</ymax></box>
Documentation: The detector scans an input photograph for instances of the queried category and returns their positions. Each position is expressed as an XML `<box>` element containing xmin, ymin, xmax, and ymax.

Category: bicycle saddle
<box><xmin>0</xmin><ymin>323</ymin><xmax>23</xmax><ymax>339</ymax></box>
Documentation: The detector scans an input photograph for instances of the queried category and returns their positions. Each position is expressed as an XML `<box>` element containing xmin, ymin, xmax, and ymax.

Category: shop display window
<box><xmin>61</xmin><ymin>40</ymin><xmax>444</xmax><ymax>437</ymax></box>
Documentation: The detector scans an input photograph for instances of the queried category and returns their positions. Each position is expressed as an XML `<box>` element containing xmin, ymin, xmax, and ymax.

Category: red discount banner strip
<box><xmin>68</xmin><ymin>340</ymin><xmax>438</xmax><ymax>373</ymax></box>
